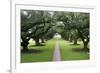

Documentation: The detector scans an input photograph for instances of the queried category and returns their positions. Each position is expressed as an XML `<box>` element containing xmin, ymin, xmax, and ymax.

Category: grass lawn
<box><xmin>59</xmin><ymin>39</ymin><xmax>89</xmax><ymax>61</ymax></box>
<box><xmin>21</xmin><ymin>39</ymin><xmax>56</xmax><ymax>63</ymax></box>
<box><xmin>21</xmin><ymin>38</ymin><xmax>89</xmax><ymax>63</ymax></box>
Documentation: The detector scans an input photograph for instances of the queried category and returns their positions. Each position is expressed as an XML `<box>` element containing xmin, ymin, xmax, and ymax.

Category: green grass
<box><xmin>21</xmin><ymin>39</ymin><xmax>56</xmax><ymax>63</ymax></box>
<box><xmin>21</xmin><ymin>38</ymin><xmax>89</xmax><ymax>63</ymax></box>
<box><xmin>59</xmin><ymin>39</ymin><xmax>89</xmax><ymax>61</ymax></box>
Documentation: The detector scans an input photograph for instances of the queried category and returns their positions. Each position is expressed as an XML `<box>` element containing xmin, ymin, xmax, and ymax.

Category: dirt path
<box><xmin>53</xmin><ymin>42</ymin><xmax>61</xmax><ymax>61</ymax></box>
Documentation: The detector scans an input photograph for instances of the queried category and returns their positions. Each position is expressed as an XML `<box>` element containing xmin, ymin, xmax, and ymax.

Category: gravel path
<box><xmin>53</xmin><ymin>42</ymin><xmax>61</xmax><ymax>61</ymax></box>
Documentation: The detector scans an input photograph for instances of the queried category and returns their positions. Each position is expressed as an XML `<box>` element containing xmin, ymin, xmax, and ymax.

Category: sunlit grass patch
<box><xmin>21</xmin><ymin>39</ymin><xmax>56</xmax><ymax>63</ymax></box>
<box><xmin>59</xmin><ymin>39</ymin><xmax>89</xmax><ymax>61</ymax></box>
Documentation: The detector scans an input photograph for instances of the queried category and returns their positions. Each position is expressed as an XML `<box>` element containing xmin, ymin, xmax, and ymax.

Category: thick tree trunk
<box><xmin>21</xmin><ymin>42</ymin><xmax>28</xmax><ymax>51</ymax></box>
<box><xmin>83</xmin><ymin>42</ymin><xmax>88</xmax><ymax>49</ymax></box>
<box><xmin>69</xmin><ymin>34</ymin><xmax>73</xmax><ymax>42</ymax></box>
<box><xmin>66</xmin><ymin>35</ymin><xmax>70</xmax><ymax>41</ymax></box>
<box><xmin>77</xmin><ymin>29</ymin><xmax>89</xmax><ymax>50</ymax></box>
<box><xmin>21</xmin><ymin>39</ymin><xmax>29</xmax><ymax>52</ymax></box>
<box><xmin>41</xmin><ymin>37</ymin><xmax>45</xmax><ymax>43</ymax></box>
<box><xmin>74</xmin><ymin>38</ymin><xmax>77</xmax><ymax>44</ymax></box>
<box><xmin>69</xmin><ymin>37</ymin><xmax>72</xmax><ymax>42</ymax></box>
<box><xmin>35</xmin><ymin>37</ymin><xmax>40</xmax><ymax>46</ymax></box>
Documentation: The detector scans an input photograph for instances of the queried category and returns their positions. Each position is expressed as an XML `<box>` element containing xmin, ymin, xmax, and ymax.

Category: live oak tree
<box><xmin>21</xmin><ymin>10</ymin><xmax>31</xmax><ymax>51</ymax></box>
<box><xmin>21</xmin><ymin>10</ymin><xmax>55</xmax><ymax>51</ymax></box>
<box><xmin>71</xmin><ymin>13</ymin><xmax>89</xmax><ymax>49</ymax></box>
<box><xmin>29</xmin><ymin>11</ymin><xmax>54</xmax><ymax>46</ymax></box>
<box><xmin>54</xmin><ymin>12</ymin><xmax>89</xmax><ymax>49</ymax></box>
<box><xmin>21</xmin><ymin>10</ymin><xmax>90</xmax><ymax>52</ymax></box>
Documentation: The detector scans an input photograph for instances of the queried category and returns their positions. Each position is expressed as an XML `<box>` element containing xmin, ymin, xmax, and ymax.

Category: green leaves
<box><xmin>21</xmin><ymin>10</ymin><xmax>90</xmax><ymax>49</ymax></box>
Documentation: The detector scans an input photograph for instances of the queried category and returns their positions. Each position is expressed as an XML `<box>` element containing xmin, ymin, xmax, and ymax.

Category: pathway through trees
<box><xmin>53</xmin><ymin>42</ymin><xmax>61</xmax><ymax>61</ymax></box>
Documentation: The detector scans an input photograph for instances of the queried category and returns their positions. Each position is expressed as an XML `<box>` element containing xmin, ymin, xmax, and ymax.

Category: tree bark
<box><xmin>35</xmin><ymin>37</ymin><xmax>40</xmax><ymax>46</ymax></box>
<box><xmin>21</xmin><ymin>42</ymin><xmax>28</xmax><ymax>51</ymax></box>
<box><xmin>21</xmin><ymin>37</ymin><xmax>29</xmax><ymax>52</ymax></box>
<box><xmin>69</xmin><ymin>35</ymin><xmax>73</xmax><ymax>42</ymax></box>
<box><xmin>41</xmin><ymin>37</ymin><xmax>45</xmax><ymax>43</ymax></box>
<box><xmin>74</xmin><ymin>38</ymin><xmax>77</xmax><ymax>44</ymax></box>
<box><xmin>83</xmin><ymin>38</ymin><xmax>89</xmax><ymax>49</ymax></box>
<box><xmin>83</xmin><ymin>42</ymin><xmax>88</xmax><ymax>49</ymax></box>
<box><xmin>77</xmin><ymin>29</ymin><xmax>89</xmax><ymax>50</ymax></box>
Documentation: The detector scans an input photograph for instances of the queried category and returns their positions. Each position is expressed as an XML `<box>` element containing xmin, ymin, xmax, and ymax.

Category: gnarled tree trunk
<box><xmin>77</xmin><ymin>29</ymin><xmax>89</xmax><ymax>50</ymax></box>
<box><xmin>74</xmin><ymin>38</ymin><xmax>77</xmax><ymax>45</ymax></box>
<box><xmin>35</xmin><ymin>37</ymin><xmax>41</xmax><ymax>46</ymax></box>
<box><xmin>21</xmin><ymin>37</ymin><xmax>29</xmax><ymax>52</ymax></box>
<box><xmin>69</xmin><ymin>35</ymin><xmax>73</xmax><ymax>42</ymax></box>
<box><xmin>41</xmin><ymin>37</ymin><xmax>45</xmax><ymax>43</ymax></box>
<box><xmin>83</xmin><ymin>42</ymin><xmax>88</xmax><ymax>49</ymax></box>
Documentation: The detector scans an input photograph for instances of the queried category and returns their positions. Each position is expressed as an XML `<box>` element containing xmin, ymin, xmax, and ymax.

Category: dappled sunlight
<box><xmin>59</xmin><ymin>39</ymin><xmax>89</xmax><ymax>61</ymax></box>
<box><xmin>21</xmin><ymin>10</ymin><xmax>90</xmax><ymax>63</ymax></box>
<box><xmin>21</xmin><ymin>39</ymin><xmax>56</xmax><ymax>63</ymax></box>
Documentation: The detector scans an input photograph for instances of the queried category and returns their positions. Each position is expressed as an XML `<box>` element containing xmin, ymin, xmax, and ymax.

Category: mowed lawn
<box><xmin>21</xmin><ymin>38</ymin><xmax>89</xmax><ymax>63</ymax></box>
<box><xmin>59</xmin><ymin>39</ymin><xmax>89</xmax><ymax>61</ymax></box>
<box><xmin>21</xmin><ymin>39</ymin><xmax>56</xmax><ymax>63</ymax></box>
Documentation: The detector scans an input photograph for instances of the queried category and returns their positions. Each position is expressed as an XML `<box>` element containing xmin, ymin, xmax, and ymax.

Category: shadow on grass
<box><xmin>69</xmin><ymin>43</ymin><xmax>80</xmax><ymax>45</ymax></box>
<box><xmin>29</xmin><ymin>44</ymin><xmax>46</xmax><ymax>47</ymax></box>
<box><xmin>72</xmin><ymin>48</ymin><xmax>89</xmax><ymax>52</ymax></box>
<box><xmin>21</xmin><ymin>49</ymin><xmax>43</xmax><ymax>54</ymax></box>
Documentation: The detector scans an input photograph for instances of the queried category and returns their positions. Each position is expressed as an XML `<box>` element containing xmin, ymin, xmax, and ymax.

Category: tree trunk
<box><xmin>74</xmin><ymin>38</ymin><xmax>77</xmax><ymax>44</ymax></box>
<box><xmin>41</xmin><ymin>37</ymin><xmax>44</xmax><ymax>43</ymax></box>
<box><xmin>77</xmin><ymin>29</ymin><xmax>89</xmax><ymax>50</ymax></box>
<box><xmin>66</xmin><ymin>35</ymin><xmax>70</xmax><ymax>41</ymax></box>
<box><xmin>21</xmin><ymin>39</ymin><xmax>29</xmax><ymax>52</ymax></box>
<box><xmin>35</xmin><ymin>37</ymin><xmax>40</xmax><ymax>46</ymax></box>
<box><xmin>69</xmin><ymin>36</ymin><xmax>72</xmax><ymax>42</ymax></box>
<box><xmin>83</xmin><ymin>42</ymin><xmax>88</xmax><ymax>49</ymax></box>
<box><xmin>21</xmin><ymin>42</ymin><xmax>28</xmax><ymax>51</ymax></box>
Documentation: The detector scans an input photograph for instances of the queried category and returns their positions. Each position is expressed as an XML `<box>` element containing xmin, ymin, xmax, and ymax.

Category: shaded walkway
<box><xmin>53</xmin><ymin>42</ymin><xmax>61</xmax><ymax>61</ymax></box>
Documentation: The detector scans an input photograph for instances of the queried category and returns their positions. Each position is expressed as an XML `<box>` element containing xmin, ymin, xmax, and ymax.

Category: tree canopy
<box><xmin>21</xmin><ymin>10</ymin><xmax>90</xmax><ymax>51</ymax></box>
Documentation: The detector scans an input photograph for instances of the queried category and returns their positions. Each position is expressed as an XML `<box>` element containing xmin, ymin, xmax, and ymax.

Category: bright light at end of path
<box><xmin>53</xmin><ymin>33</ymin><xmax>61</xmax><ymax>39</ymax></box>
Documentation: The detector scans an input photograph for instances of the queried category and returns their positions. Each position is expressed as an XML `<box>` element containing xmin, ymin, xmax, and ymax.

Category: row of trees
<box><xmin>53</xmin><ymin>12</ymin><xmax>89</xmax><ymax>50</ymax></box>
<box><xmin>21</xmin><ymin>10</ymin><xmax>90</xmax><ymax>52</ymax></box>
<box><xmin>21</xmin><ymin>10</ymin><xmax>56</xmax><ymax>51</ymax></box>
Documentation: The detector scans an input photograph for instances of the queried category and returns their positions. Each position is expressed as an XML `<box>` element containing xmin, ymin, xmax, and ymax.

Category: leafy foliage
<box><xmin>21</xmin><ymin>10</ymin><xmax>90</xmax><ymax>51</ymax></box>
